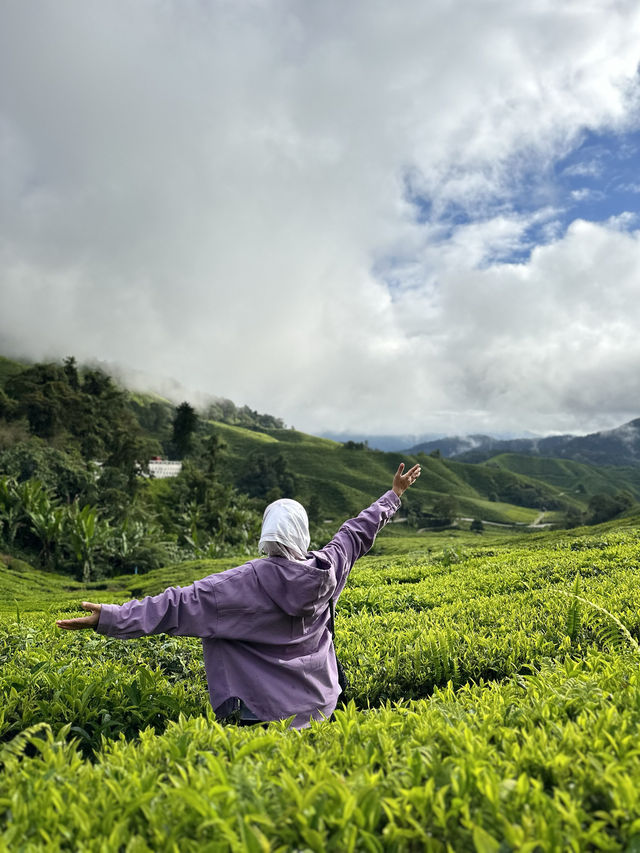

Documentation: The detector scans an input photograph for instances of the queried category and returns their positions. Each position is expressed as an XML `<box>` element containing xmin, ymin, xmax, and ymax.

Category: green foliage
<box><xmin>0</xmin><ymin>440</ymin><xmax>96</xmax><ymax>503</ymax></box>
<box><xmin>204</xmin><ymin>398</ymin><xmax>285</xmax><ymax>430</ymax></box>
<box><xmin>0</xmin><ymin>387</ymin><xmax>14</xmax><ymax>421</ymax></box>
<box><xmin>564</xmin><ymin>573</ymin><xmax>582</xmax><ymax>642</ymax></box>
<box><xmin>0</xmin><ymin>475</ymin><xmax>173</xmax><ymax>577</ymax></box>
<box><xmin>127</xmin><ymin>395</ymin><xmax>173</xmax><ymax>443</ymax></box>
<box><xmin>236</xmin><ymin>451</ymin><xmax>296</xmax><ymax>501</ymax></box>
<box><xmin>0</xmin><ymin>357</ymin><xmax>269</xmax><ymax>572</ymax></box>
<box><xmin>4</xmin><ymin>651</ymin><xmax>640</xmax><ymax>849</ymax></box>
<box><xmin>563</xmin><ymin>505</ymin><xmax>585</xmax><ymax>528</ymax></box>
<box><xmin>0</xmin><ymin>355</ymin><xmax>25</xmax><ymax>387</ymax></box>
<box><xmin>560</xmin><ymin>575</ymin><xmax>640</xmax><ymax>655</ymax></box>
<box><xmin>0</xmin><ymin>624</ymin><xmax>209</xmax><ymax>755</ymax></box>
<box><xmin>5</xmin><ymin>519</ymin><xmax>640</xmax><ymax>846</ymax></box>
<box><xmin>431</xmin><ymin>494</ymin><xmax>458</xmax><ymax>525</ymax></box>
<box><xmin>66</xmin><ymin>503</ymin><xmax>106</xmax><ymax>583</ymax></box>
<box><xmin>483</xmin><ymin>452</ymin><xmax>640</xmax><ymax>505</ymax></box>
<box><xmin>5</xmin><ymin>356</ymin><xmax>638</xmax><ymax>541</ymax></box>
<box><xmin>449</xmin><ymin>456</ymin><xmax>569</xmax><ymax>510</ymax></box>
<box><xmin>2</xmin><ymin>360</ymin><xmax>155</xmax><ymax>470</ymax></box>
<box><xmin>154</xmin><ymin>461</ymin><xmax>261</xmax><ymax>556</ymax></box>
<box><xmin>587</xmin><ymin>491</ymin><xmax>634</xmax><ymax>524</ymax></box>
<box><xmin>171</xmin><ymin>401</ymin><xmax>199</xmax><ymax>459</ymax></box>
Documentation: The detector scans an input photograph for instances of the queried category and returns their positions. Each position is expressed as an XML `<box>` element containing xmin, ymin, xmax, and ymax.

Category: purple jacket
<box><xmin>97</xmin><ymin>490</ymin><xmax>400</xmax><ymax>727</ymax></box>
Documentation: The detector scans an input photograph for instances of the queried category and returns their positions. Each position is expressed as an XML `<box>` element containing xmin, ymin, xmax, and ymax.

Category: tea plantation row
<box><xmin>3</xmin><ymin>652</ymin><xmax>640</xmax><ymax>851</ymax></box>
<box><xmin>2</xmin><ymin>525</ymin><xmax>640</xmax><ymax>849</ymax></box>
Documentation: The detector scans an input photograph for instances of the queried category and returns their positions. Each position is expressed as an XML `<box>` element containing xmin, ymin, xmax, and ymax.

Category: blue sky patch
<box><xmin>402</xmin><ymin>126</ymin><xmax>640</xmax><ymax>267</ymax></box>
<box><xmin>553</xmin><ymin>127</ymin><xmax>640</xmax><ymax>227</ymax></box>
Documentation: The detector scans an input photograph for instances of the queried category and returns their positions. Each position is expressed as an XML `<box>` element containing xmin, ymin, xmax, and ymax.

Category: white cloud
<box><xmin>425</xmin><ymin>220</ymin><xmax>640</xmax><ymax>432</ymax></box>
<box><xmin>1</xmin><ymin>0</ymin><xmax>640</xmax><ymax>436</ymax></box>
<box><xmin>562</xmin><ymin>160</ymin><xmax>603</xmax><ymax>178</ymax></box>
<box><xmin>570</xmin><ymin>188</ymin><xmax>605</xmax><ymax>202</ymax></box>
<box><xmin>606</xmin><ymin>211</ymin><xmax>638</xmax><ymax>230</ymax></box>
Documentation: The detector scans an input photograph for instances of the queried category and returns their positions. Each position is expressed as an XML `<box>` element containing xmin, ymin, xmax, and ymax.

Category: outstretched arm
<box><xmin>321</xmin><ymin>462</ymin><xmax>421</xmax><ymax>591</ymax></box>
<box><xmin>56</xmin><ymin>578</ymin><xmax>220</xmax><ymax>638</ymax></box>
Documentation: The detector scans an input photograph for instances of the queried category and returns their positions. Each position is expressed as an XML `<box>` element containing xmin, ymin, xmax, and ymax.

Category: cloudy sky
<box><xmin>2</xmin><ymin>1</ymin><xmax>640</xmax><ymax>438</ymax></box>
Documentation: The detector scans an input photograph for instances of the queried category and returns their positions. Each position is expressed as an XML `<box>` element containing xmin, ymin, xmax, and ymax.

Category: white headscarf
<box><xmin>259</xmin><ymin>498</ymin><xmax>310</xmax><ymax>562</ymax></box>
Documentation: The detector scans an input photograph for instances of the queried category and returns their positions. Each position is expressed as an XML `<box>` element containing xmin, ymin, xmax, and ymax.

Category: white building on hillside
<box><xmin>147</xmin><ymin>458</ymin><xmax>182</xmax><ymax>479</ymax></box>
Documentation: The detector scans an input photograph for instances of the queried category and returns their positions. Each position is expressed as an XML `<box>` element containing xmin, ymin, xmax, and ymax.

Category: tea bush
<box><xmin>3</xmin><ymin>524</ymin><xmax>640</xmax><ymax>849</ymax></box>
<box><xmin>3</xmin><ymin>653</ymin><xmax>640</xmax><ymax>850</ymax></box>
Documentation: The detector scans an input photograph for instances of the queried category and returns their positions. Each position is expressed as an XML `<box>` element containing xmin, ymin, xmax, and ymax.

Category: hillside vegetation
<box><xmin>483</xmin><ymin>452</ymin><xmax>640</xmax><ymax>500</ymax></box>
<box><xmin>0</xmin><ymin>355</ymin><xmax>636</xmax><ymax>586</ymax></box>
<box><xmin>209</xmin><ymin>420</ymin><xmax>559</xmax><ymax>521</ymax></box>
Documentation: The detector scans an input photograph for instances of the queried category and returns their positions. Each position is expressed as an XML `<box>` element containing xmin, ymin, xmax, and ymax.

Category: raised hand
<box><xmin>56</xmin><ymin>601</ymin><xmax>102</xmax><ymax>630</ymax></box>
<box><xmin>392</xmin><ymin>462</ymin><xmax>421</xmax><ymax>497</ymax></box>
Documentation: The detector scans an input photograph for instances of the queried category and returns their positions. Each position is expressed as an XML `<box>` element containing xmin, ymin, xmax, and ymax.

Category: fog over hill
<box><xmin>321</xmin><ymin>431</ymin><xmax>537</xmax><ymax>453</ymax></box>
<box><xmin>407</xmin><ymin>418</ymin><xmax>640</xmax><ymax>468</ymax></box>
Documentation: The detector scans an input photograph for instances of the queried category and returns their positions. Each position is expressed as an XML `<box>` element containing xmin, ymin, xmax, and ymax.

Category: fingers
<box><xmin>392</xmin><ymin>461</ymin><xmax>421</xmax><ymax>498</ymax></box>
<box><xmin>56</xmin><ymin>617</ymin><xmax>93</xmax><ymax>630</ymax></box>
<box><xmin>56</xmin><ymin>602</ymin><xmax>101</xmax><ymax>630</ymax></box>
<box><xmin>400</xmin><ymin>464</ymin><xmax>420</xmax><ymax>479</ymax></box>
<box><xmin>402</xmin><ymin>464</ymin><xmax>421</xmax><ymax>487</ymax></box>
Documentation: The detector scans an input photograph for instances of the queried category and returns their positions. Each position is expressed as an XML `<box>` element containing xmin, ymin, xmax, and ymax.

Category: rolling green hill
<box><xmin>482</xmin><ymin>453</ymin><xmax>640</xmax><ymax>501</ymax></box>
<box><xmin>0</xmin><ymin>554</ymin><xmax>129</xmax><ymax>614</ymax></box>
<box><xmin>204</xmin><ymin>420</ymin><xmax>573</xmax><ymax>524</ymax></box>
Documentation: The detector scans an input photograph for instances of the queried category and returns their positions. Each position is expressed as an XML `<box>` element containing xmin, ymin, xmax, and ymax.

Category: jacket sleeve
<box><xmin>320</xmin><ymin>490</ymin><xmax>401</xmax><ymax>593</ymax></box>
<box><xmin>95</xmin><ymin>576</ymin><xmax>219</xmax><ymax>639</ymax></box>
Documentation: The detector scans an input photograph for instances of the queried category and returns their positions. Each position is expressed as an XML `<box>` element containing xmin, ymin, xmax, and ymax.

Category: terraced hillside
<box><xmin>203</xmin><ymin>420</ymin><xmax>578</xmax><ymax>523</ymax></box>
<box><xmin>481</xmin><ymin>452</ymin><xmax>640</xmax><ymax>501</ymax></box>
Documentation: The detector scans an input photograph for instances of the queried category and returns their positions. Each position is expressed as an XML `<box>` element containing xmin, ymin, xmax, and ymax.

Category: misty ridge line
<box><xmin>5</xmin><ymin>351</ymin><xmax>640</xmax><ymax>471</ymax></box>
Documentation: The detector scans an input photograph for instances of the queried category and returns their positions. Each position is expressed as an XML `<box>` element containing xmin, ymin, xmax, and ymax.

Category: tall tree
<box><xmin>63</xmin><ymin>356</ymin><xmax>80</xmax><ymax>390</ymax></box>
<box><xmin>172</xmin><ymin>402</ymin><xmax>198</xmax><ymax>459</ymax></box>
<box><xmin>203</xmin><ymin>432</ymin><xmax>227</xmax><ymax>477</ymax></box>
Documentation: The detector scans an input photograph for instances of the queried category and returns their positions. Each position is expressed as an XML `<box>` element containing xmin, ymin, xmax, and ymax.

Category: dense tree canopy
<box><xmin>4</xmin><ymin>362</ymin><xmax>156</xmax><ymax>467</ymax></box>
<box><xmin>237</xmin><ymin>452</ymin><xmax>296</xmax><ymax>501</ymax></box>
<box><xmin>0</xmin><ymin>358</ymin><xmax>270</xmax><ymax>575</ymax></box>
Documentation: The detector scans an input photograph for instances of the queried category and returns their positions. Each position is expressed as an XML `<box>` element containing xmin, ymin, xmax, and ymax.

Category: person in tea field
<box><xmin>56</xmin><ymin>462</ymin><xmax>421</xmax><ymax>727</ymax></box>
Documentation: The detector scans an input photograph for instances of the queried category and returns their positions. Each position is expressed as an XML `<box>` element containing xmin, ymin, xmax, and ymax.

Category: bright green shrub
<box><xmin>3</xmin><ymin>652</ymin><xmax>640</xmax><ymax>850</ymax></box>
<box><xmin>3</xmin><ymin>522</ymin><xmax>640</xmax><ymax>849</ymax></box>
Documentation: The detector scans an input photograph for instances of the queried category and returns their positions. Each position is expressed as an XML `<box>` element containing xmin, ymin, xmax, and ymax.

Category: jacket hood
<box><xmin>253</xmin><ymin>553</ymin><xmax>336</xmax><ymax>618</ymax></box>
<box><xmin>259</xmin><ymin>498</ymin><xmax>310</xmax><ymax>561</ymax></box>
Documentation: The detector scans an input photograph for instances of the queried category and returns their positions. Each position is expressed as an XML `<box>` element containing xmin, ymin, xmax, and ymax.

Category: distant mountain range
<box><xmin>406</xmin><ymin>418</ymin><xmax>640</xmax><ymax>468</ymax></box>
<box><xmin>320</xmin><ymin>430</ymin><xmax>535</xmax><ymax>453</ymax></box>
